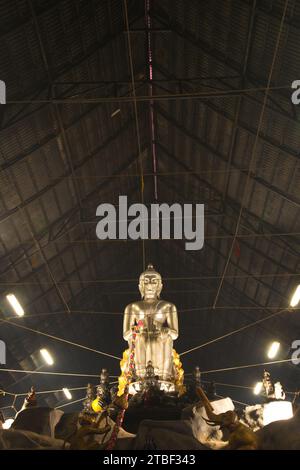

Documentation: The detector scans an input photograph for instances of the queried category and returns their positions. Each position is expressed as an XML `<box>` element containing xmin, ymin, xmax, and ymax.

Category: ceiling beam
<box><xmin>0</xmin><ymin>144</ymin><xmax>146</xmax><ymax>294</ymax></box>
<box><xmin>154</xmin><ymin>62</ymin><xmax>299</xmax><ymax>164</ymax></box>
<box><xmin>152</xmin><ymin>3</ymin><xmax>293</xmax><ymax>115</ymax></box>
<box><xmin>155</xmin><ymin>104</ymin><xmax>300</xmax><ymax>209</ymax></box>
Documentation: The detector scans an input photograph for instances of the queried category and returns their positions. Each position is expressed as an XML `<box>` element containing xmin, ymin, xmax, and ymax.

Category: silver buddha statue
<box><xmin>123</xmin><ymin>264</ymin><xmax>179</xmax><ymax>383</ymax></box>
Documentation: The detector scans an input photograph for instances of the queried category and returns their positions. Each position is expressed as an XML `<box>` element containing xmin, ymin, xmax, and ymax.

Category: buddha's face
<box><xmin>139</xmin><ymin>273</ymin><xmax>162</xmax><ymax>300</ymax></box>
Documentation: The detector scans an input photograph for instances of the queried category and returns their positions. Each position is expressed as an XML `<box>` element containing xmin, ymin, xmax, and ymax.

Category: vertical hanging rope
<box><xmin>105</xmin><ymin>320</ymin><xmax>143</xmax><ymax>449</ymax></box>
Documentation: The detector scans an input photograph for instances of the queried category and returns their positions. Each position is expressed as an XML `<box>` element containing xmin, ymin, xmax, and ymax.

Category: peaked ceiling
<box><xmin>0</xmin><ymin>0</ymin><xmax>300</xmax><ymax>411</ymax></box>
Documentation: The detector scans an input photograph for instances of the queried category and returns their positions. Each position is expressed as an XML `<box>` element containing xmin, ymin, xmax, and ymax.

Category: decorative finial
<box><xmin>20</xmin><ymin>386</ymin><xmax>37</xmax><ymax>412</ymax></box>
<box><xmin>82</xmin><ymin>383</ymin><xmax>96</xmax><ymax>414</ymax></box>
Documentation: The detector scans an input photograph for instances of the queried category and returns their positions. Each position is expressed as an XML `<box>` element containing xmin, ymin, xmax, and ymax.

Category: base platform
<box><xmin>128</xmin><ymin>380</ymin><xmax>175</xmax><ymax>395</ymax></box>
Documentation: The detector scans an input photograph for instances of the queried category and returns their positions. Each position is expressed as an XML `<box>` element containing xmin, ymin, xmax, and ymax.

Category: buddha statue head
<box><xmin>139</xmin><ymin>263</ymin><xmax>163</xmax><ymax>300</ymax></box>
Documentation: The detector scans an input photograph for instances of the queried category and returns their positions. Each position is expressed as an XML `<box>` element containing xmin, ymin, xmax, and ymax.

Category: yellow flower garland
<box><xmin>117</xmin><ymin>348</ymin><xmax>186</xmax><ymax>396</ymax></box>
<box><xmin>117</xmin><ymin>349</ymin><xmax>130</xmax><ymax>396</ymax></box>
<box><xmin>172</xmin><ymin>349</ymin><xmax>186</xmax><ymax>396</ymax></box>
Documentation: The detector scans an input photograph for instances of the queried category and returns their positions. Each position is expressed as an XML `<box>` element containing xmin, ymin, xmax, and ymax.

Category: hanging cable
<box><xmin>205</xmin><ymin>381</ymin><xmax>251</xmax><ymax>390</ymax></box>
<box><xmin>6</xmin><ymin>84</ymin><xmax>291</xmax><ymax>105</ymax></box>
<box><xmin>0</xmin><ymin>368</ymin><xmax>100</xmax><ymax>378</ymax></box>
<box><xmin>215</xmin><ymin>394</ymin><xmax>250</xmax><ymax>407</ymax></box>
<box><xmin>0</xmin><ymin>389</ymin><xmax>16</xmax><ymax>396</ymax></box>
<box><xmin>123</xmin><ymin>0</ymin><xmax>145</xmax><ymax>270</ymax></box>
<box><xmin>3</xmin><ymin>305</ymin><xmax>298</xmax><ymax>322</ymax></box>
<box><xmin>0</xmin><ymin>318</ymin><xmax>121</xmax><ymax>361</ymax></box>
<box><xmin>180</xmin><ymin>307</ymin><xmax>288</xmax><ymax>356</ymax></box>
<box><xmin>201</xmin><ymin>358</ymin><xmax>294</xmax><ymax>375</ymax></box>
<box><xmin>209</xmin><ymin>381</ymin><xmax>295</xmax><ymax>395</ymax></box>
<box><xmin>55</xmin><ymin>396</ymin><xmax>85</xmax><ymax>409</ymax></box>
<box><xmin>17</xmin><ymin>208</ymin><xmax>71</xmax><ymax>314</ymax></box>
<box><xmin>212</xmin><ymin>0</ymin><xmax>290</xmax><ymax>308</ymax></box>
<box><xmin>14</xmin><ymin>386</ymin><xmax>88</xmax><ymax>397</ymax></box>
<box><xmin>1</xmin><ymin>382</ymin><xmax>119</xmax><ymax>399</ymax></box>
<box><xmin>0</xmin><ymin>272</ymin><xmax>299</xmax><ymax>285</ymax></box>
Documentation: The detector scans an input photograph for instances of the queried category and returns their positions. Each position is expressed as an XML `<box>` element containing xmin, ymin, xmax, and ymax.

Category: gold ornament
<box><xmin>92</xmin><ymin>398</ymin><xmax>103</xmax><ymax>413</ymax></box>
<box><xmin>117</xmin><ymin>349</ymin><xmax>130</xmax><ymax>396</ymax></box>
<box><xmin>116</xmin><ymin>347</ymin><xmax>186</xmax><ymax>397</ymax></box>
<box><xmin>172</xmin><ymin>349</ymin><xmax>186</xmax><ymax>396</ymax></box>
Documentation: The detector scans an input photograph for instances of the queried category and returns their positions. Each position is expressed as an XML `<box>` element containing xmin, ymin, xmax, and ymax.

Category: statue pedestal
<box><xmin>120</xmin><ymin>382</ymin><xmax>185</xmax><ymax>433</ymax></box>
<box><xmin>129</xmin><ymin>380</ymin><xmax>175</xmax><ymax>395</ymax></box>
<box><xmin>122</xmin><ymin>402</ymin><xmax>182</xmax><ymax>434</ymax></box>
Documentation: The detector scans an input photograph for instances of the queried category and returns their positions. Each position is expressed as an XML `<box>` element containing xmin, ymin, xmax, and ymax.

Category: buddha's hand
<box><xmin>138</xmin><ymin>327</ymin><xmax>148</xmax><ymax>335</ymax></box>
<box><xmin>161</xmin><ymin>327</ymin><xmax>170</xmax><ymax>339</ymax></box>
<box><xmin>137</xmin><ymin>320</ymin><xmax>144</xmax><ymax>329</ymax></box>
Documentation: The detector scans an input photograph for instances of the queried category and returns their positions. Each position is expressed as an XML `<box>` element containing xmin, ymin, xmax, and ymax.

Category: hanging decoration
<box><xmin>173</xmin><ymin>349</ymin><xmax>186</xmax><ymax>396</ymax></box>
<box><xmin>106</xmin><ymin>320</ymin><xmax>143</xmax><ymax>450</ymax></box>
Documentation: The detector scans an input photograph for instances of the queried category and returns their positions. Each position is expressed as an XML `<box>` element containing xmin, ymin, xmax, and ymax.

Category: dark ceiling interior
<box><xmin>0</xmin><ymin>0</ymin><xmax>300</xmax><ymax>413</ymax></box>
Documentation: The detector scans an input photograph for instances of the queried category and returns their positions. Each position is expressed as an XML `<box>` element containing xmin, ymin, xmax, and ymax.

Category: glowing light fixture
<box><xmin>40</xmin><ymin>348</ymin><xmax>54</xmax><ymax>366</ymax></box>
<box><xmin>6</xmin><ymin>294</ymin><xmax>24</xmax><ymax>317</ymax></box>
<box><xmin>62</xmin><ymin>388</ymin><xmax>72</xmax><ymax>400</ymax></box>
<box><xmin>263</xmin><ymin>401</ymin><xmax>293</xmax><ymax>426</ymax></box>
<box><xmin>290</xmin><ymin>284</ymin><xmax>300</xmax><ymax>307</ymax></box>
<box><xmin>267</xmin><ymin>341</ymin><xmax>280</xmax><ymax>359</ymax></box>
<box><xmin>253</xmin><ymin>382</ymin><xmax>263</xmax><ymax>395</ymax></box>
<box><xmin>3</xmin><ymin>418</ymin><xmax>14</xmax><ymax>429</ymax></box>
